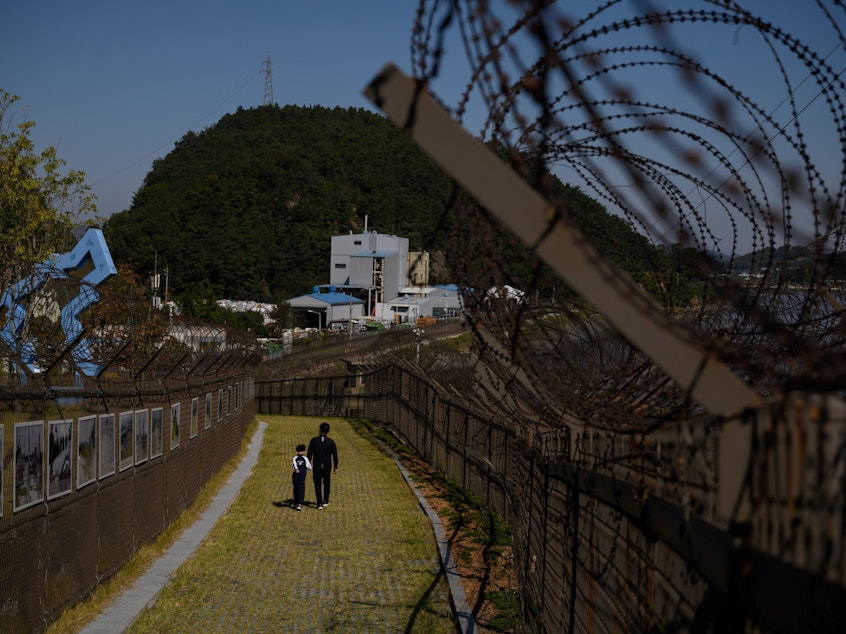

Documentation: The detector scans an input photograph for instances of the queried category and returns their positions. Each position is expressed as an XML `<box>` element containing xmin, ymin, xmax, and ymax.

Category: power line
<box><xmin>92</xmin><ymin>68</ymin><xmax>260</xmax><ymax>188</ymax></box>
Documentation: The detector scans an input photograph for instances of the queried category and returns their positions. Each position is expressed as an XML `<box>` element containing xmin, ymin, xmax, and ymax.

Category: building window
<box><xmin>354</xmin><ymin>240</ymin><xmax>362</xmax><ymax>245</ymax></box>
<box><xmin>335</xmin><ymin>263</ymin><xmax>346</xmax><ymax>269</ymax></box>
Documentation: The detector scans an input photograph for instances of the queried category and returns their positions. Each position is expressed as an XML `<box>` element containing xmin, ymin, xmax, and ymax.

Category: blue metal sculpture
<box><xmin>0</xmin><ymin>228</ymin><xmax>117</xmax><ymax>377</ymax></box>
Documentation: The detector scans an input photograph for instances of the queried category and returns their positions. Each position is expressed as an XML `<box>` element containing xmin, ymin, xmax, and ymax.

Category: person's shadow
<box><xmin>273</xmin><ymin>500</ymin><xmax>320</xmax><ymax>509</ymax></box>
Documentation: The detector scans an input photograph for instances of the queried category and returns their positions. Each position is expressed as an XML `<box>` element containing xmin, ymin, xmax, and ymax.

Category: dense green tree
<box><xmin>104</xmin><ymin>104</ymin><xmax>682</xmax><ymax>312</ymax></box>
<box><xmin>175</xmin><ymin>280</ymin><xmax>223</xmax><ymax>322</ymax></box>
<box><xmin>104</xmin><ymin>105</ymin><xmax>453</xmax><ymax>302</ymax></box>
<box><xmin>174</xmin><ymin>281</ymin><xmax>269</xmax><ymax>335</ymax></box>
<box><xmin>0</xmin><ymin>89</ymin><xmax>95</xmax><ymax>289</ymax></box>
<box><xmin>0</xmin><ymin>90</ymin><xmax>100</xmax><ymax>375</ymax></box>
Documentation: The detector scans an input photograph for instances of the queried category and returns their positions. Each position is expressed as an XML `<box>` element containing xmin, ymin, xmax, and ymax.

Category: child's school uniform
<box><xmin>291</xmin><ymin>454</ymin><xmax>312</xmax><ymax>509</ymax></box>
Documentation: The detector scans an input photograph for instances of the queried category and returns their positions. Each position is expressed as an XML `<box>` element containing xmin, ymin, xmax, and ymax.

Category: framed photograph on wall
<box><xmin>134</xmin><ymin>409</ymin><xmax>148</xmax><ymax>465</ymax></box>
<box><xmin>205</xmin><ymin>392</ymin><xmax>212</xmax><ymax>429</ymax></box>
<box><xmin>217</xmin><ymin>388</ymin><xmax>223</xmax><ymax>421</ymax></box>
<box><xmin>99</xmin><ymin>413</ymin><xmax>115</xmax><ymax>479</ymax></box>
<box><xmin>14</xmin><ymin>420</ymin><xmax>44</xmax><ymax>512</ymax></box>
<box><xmin>170</xmin><ymin>402</ymin><xmax>180</xmax><ymax>450</ymax></box>
<box><xmin>47</xmin><ymin>419</ymin><xmax>73</xmax><ymax>500</ymax></box>
<box><xmin>119</xmin><ymin>411</ymin><xmax>134</xmax><ymax>471</ymax></box>
<box><xmin>190</xmin><ymin>397</ymin><xmax>199</xmax><ymax>438</ymax></box>
<box><xmin>150</xmin><ymin>407</ymin><xmax>163</xmax><ymax>459</ymax></box>
<box><xmin>77</xmin><ymin>415</ymin><xmax>97</xmax><ymax>490</ymax></box>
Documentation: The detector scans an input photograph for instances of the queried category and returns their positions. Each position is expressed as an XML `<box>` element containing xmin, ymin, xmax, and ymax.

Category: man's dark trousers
<box><xmin>314</xmin><ymin>467</ymin><xmax>331</xmax><ymax>506</ymax></box>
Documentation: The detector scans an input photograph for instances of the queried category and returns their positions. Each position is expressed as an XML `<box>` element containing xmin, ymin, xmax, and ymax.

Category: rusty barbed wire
<box><xmin>411</xmin><ymin>0</ymin><xmax>846</xmax><ymax>429</ymax></box>
<box><xmin>0</xmin><ymin>271</ymin><xmax>262</xmax><ymax>391</ymax></box>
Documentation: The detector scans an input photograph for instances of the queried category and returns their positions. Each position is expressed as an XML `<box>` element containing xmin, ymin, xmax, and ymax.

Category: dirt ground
<box><xmin>391</xmin><ymin>447</ymin><xmax>520</xmax><ymax>633</ymax></box>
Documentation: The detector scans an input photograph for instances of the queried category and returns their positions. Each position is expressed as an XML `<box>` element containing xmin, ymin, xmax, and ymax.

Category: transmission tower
<box><xmin>262</xmin><ymin>53</ymin><xmax>275</xmax><ymax>105</ymax></box>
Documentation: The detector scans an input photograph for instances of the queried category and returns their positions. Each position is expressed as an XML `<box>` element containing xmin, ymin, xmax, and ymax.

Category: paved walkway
<box><xmin>81</xmin><ymin>422</ymin><xmax>269</xmax><ymax>634</ymax></box>
<box><xmin>80</xmin><ymin>416</ymin><xmax>473</xmax><ymax>633</ymax></box>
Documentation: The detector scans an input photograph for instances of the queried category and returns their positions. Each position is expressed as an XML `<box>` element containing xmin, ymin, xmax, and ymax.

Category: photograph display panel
<box><xmin>134</xmin><ymin>409</ymin><xmax>148</xmax><ymax>465</ymax></box>
<box><xmin>119</xmin><ymin>411</ymin><xmax>134</xmax><ymax>471</ymax></box>
<box><xmin>14</xmin><ymin>421</ymin><xmax>44</xmax><ymax>512</ymax></box>
<box><xmin>170</xmin><ymin>402</ymin><xmax>180</xmax><ymax>450</ymax></box>
<box><xmin>191</xmin><ymin>397</ymin><xmax>199</xmax><ymax>438</ymax></box>
<box><xmin>99</xmin><ymin>414</ymin><xmax>115</xmax><ymax>479</ymax></box>
<box><xmin>205</xmin><ymin>392</ymin><xmax>212</xmax><ymax>429</ymax></box>
<box><xmin>151</xmin><ymin>408</ymin><xmax>163</xmax><ymax>459</ymax></box>
<box><xmin>77</xmin><ymin>415</ymin><xmax>97</xmax><ymax>490</ymax></box>
<box><xmin>47</xmin><ymin>419</ymin><xmax>72</xmax><ymax>500</ymax></box>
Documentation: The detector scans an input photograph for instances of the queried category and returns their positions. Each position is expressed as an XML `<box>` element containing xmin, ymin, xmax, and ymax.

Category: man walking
<box><xmin>307</xmin><ymin>422</ymin><xmax>338</xmax><ymax>509</ymax></box>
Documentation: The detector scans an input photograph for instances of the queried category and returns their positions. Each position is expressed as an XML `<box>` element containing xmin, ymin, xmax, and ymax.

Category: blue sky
<box><xmin>4</xmin><ymin>2</ymin><xmax>845</xmax><ymax>252</ymax></box>
<box><xmin>3</xmin><ymin>1</ymin><xmax>424</xmax><ymax>219</ymax></box>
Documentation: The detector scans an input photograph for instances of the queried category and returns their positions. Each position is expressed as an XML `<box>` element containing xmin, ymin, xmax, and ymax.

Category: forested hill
<box><xmin>103</xmin><ymin>104</ymin><xmax>667</xmax><ymax>304</ymax></box>
<box><xmin>103</xmin><ymin>104</ymin><xmax>452</xmax><ymax>302</ymax></box>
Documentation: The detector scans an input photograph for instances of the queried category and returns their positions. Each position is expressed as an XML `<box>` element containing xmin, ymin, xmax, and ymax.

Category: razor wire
<box><xmin>0</xmin><ymin>270</ymin><xmax>262</xmax><ymax>392</ymax></box>
<box><xmin>405</xmin><ymin>0</ymin><xmax>846</xmax><ymax>430</ymax></box>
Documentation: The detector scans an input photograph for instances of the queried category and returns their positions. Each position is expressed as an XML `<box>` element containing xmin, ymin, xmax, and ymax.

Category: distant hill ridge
<box><xmin>103</xmin><ymin>104</ymin><xmax>668</xmax><ymax>304</ymax></box>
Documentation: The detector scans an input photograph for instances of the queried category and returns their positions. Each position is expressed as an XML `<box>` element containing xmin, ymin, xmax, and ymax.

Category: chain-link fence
<box><xmin>344</xmin><ymin>4</ymin><xmax>846</xmax><ymax>629</ymax></box>
<box><xmin>0</xmin><ymin>331</ymin><xmax>259</xmax><ymax>632</ymax></box>
<box><xmin>257</xmin><ymin>361</ymin><xmax>846</xmax><ymax>633</ymax></box>
<box><xmin>8</xmin><ymin>2</ymin><xmax>846</xmax><ymax>630</ymax></box>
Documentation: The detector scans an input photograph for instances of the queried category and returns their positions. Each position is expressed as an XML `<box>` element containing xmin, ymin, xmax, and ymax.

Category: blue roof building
<box><xmin>287</xmin><ymin>285</ymin><xmax>365</xmax><ymax>330</ymax></box>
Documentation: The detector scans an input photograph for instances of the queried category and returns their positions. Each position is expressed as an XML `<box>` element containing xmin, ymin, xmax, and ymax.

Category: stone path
<box><xmin>80</xmin><ymin>416</ymin><xmax>473</xmax><ymax>633</ymax></box>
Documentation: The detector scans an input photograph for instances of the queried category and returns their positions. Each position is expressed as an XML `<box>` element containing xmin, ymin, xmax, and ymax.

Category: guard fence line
<box><xmin>256</xmin><ymin>363</ymin><xmax>846</xmax><ymax>634</ymax></box>
<box><xmin>0</xmin><ymin>368</ymin><xmax>256</xmax><ymax>633</ymax></box>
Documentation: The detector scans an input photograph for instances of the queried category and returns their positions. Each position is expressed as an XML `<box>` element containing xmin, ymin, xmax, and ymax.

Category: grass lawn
<box><xmin>124</xmin><ymin>415</ymin><xmax>455</xmax><ymax>633</ymax></box>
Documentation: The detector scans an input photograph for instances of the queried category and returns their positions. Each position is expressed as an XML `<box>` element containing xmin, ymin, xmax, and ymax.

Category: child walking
<box><xmin>291</xmin><ymin>444</ymin><xmax>312</xmax><ymax>510</ymax></box>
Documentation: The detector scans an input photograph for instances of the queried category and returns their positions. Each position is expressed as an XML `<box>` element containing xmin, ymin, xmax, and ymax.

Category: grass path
<box><xmin>127</xmin><ymin>416</ymin><xmax>455</xmax><ymax>634</ymax></box>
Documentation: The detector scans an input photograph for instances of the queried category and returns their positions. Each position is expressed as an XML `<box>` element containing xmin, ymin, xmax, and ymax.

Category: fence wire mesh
<box><xmin>403</xmin><ymin>0</ymin><xmax>846</xmax><ymax>423</ymax></box>
<box><xmin>7</xmin><ymin>1</ymin><xmax>846</xmax><ymax>631</ymax></box>
<box><xmin>0</xmin><ymin>271</ymin><xmax>262</xmax><ymax>632</ymax></box>
<box><xmin>259</xmin><ymin>5</ymin><xmax>846</xmax><ymax>630</ymax></box>
<box><xmin>257</xmin><ymin>361</ymin><xmax>846</xmax><ymax>633</ymax></box>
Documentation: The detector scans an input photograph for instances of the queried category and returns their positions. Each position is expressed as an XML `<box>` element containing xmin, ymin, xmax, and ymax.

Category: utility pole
<box><xmin>151</xmin><ymin>252</ymin><xmax>161</xmax><ymax>309</ymax></box>
<box><xmin>262</xmin><ymin>53</ymin><xmax>275</xmax><ymax>105</ymax></box>
<box><xmin>164</xmin><ymin>266</ymin><xmax>169</xmax><ymax>316</ymax></box>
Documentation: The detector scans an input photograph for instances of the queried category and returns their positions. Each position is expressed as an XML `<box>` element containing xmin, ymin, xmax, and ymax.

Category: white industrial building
<box><xmin>375</xmin><ymin>284</ymin><xmax>463</xmax><ymax>325</ymax></box>
<box><xmin>329</xmin><ymin>230</ymin><xmax>408</xmax><ymax>309</ymax></box>
<box><xmin>287</xmin><ymin>225</ymin><xmax>462</xmax><ymax>329</ymax></box>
